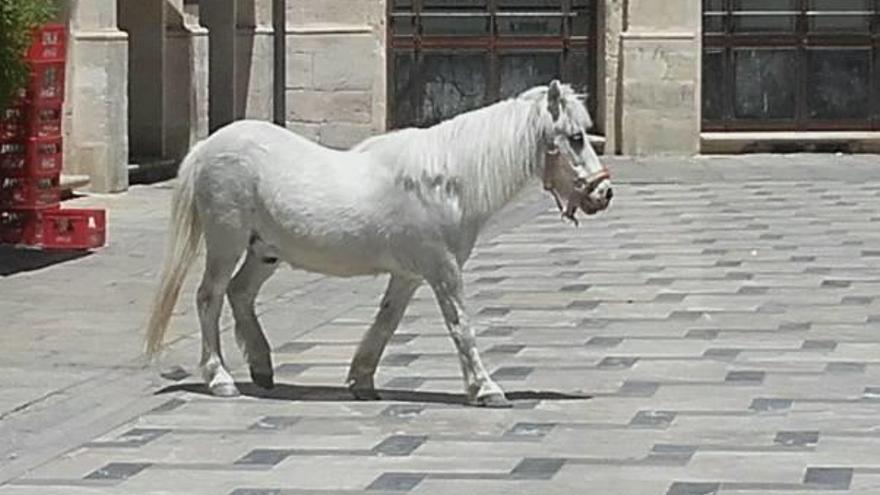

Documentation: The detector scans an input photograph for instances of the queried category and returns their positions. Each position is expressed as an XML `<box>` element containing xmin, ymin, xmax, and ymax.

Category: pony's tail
<box><xmin>145</xmin><ymin>143</ymin><xmax>205</xmax><ymax>358</ymax></box>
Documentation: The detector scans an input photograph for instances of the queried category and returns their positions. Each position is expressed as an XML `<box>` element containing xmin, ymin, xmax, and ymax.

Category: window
<box><xmin>703</xmin><ymin>0</ymin><xmax>880</xmax><ymax>130</ymax></box>
<box><xmin>389</xmin><ymin>0</ymin><xmax>598</xmax><ymax>129</ymax></box>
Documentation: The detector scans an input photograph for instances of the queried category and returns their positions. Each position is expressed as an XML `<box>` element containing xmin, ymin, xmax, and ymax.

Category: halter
<box><xmin>542</xmin><ymin>148</ymin><xmax>611</xmax><ymax>226</ymax></box>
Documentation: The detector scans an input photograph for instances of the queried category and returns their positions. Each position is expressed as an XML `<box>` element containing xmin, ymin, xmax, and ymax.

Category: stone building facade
<box><xmin>58</xmin><ymin>0</ymin><xmax>880</xmax><ymax>192</ymax></box>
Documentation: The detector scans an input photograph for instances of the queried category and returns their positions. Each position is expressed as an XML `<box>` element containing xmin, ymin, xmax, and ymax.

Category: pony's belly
<box><xmin>277</xmin><ymin>243</ymin><xmax>392</xmax><ymax>277</ymax></box>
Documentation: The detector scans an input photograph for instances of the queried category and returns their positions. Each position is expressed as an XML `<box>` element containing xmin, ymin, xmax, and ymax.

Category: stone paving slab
<box><xmin>1</xmin><ymin>155</ymin><xmax>879</xmax><ymax>494</ymax></box>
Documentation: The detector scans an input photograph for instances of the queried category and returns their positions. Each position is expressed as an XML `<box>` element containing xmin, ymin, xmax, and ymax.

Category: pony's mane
<box><xmin>355</xmin><ymin>87</ymin><xmax>569</xmax><ymax>220</ymax></box>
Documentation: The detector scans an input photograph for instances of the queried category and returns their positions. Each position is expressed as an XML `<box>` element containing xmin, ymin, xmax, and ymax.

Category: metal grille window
<box><xmin>703</xmin><ymin>0</ymin><xmax>880</xmax><ymax>131</ymax></box>
<box><xmin>389</xmin><ymin>0</ymin><xmax>598</xmax><ymax>129</ymax></box>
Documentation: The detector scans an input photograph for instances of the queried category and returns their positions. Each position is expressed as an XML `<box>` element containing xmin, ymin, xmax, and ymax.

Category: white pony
<box><xmin>145</xmin><ymin>80</ymin><xmax>612</xmax><ymax>407</ymax></box>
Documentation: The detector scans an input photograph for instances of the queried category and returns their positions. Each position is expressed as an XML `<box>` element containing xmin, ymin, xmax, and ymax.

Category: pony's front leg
<box><xmin>428</xmin><ymin>262</ymin><xmax>510</xmax><ymax>408</ymax></box>
<box><xmin>347</xmin><ymin>275</ymin><xmax>421</xmax><ymax>400</ymax></box>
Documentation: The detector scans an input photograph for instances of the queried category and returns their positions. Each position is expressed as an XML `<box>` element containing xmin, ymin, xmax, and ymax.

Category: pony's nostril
<box><xmin>605</xmin><ymin>188</ymin><xmax>614</xmax><ymax>201</ymax></box>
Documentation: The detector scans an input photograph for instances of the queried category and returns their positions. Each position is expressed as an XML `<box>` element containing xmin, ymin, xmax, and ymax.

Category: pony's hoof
<box><xmin>250</xmin><ymin>367</ymin><xmax>275</xmax><ymax>390</ymax></box>
<box><xmin>473</xmin><ymin>393</ymin><xmax>512</xmax><ymax>408</ymax></box>
<box><xmin>350</xmin><ymin>387</ymin><xmax>381</xmax><ymax>401</ymax></box>
<box><xmin>210</xmin><ymin>383</ymin><xmax>240</xmax><ymax>398</ymax></box>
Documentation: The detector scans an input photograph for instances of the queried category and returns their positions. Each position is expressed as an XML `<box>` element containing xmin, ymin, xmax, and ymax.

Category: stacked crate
<box><xmin>0</xmin><ymin>24</ymin><xmax>105</xmax><ymax>250</ymax></box>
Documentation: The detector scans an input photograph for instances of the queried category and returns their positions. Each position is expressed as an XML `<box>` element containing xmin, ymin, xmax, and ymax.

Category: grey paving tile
<box><xmin>597</xmin><ymin>357</ymin><xmax>638</xmax><ymax>369</ymax></box>
<box><xmin>666</xmin><ymin>482</ymin><xmax>720</xmax><ymax>495</ymax></box>
<box><xmin>235</xmin><ymin>449</ymin><xmax>290</xmax><ymax>466</ymax></box>
<box><xmin>703</xmin><ymin>348</ymin><xmax>741</xmax><ymax>360</ymax></box>
<box><xmin>774</xmin><ymin>431</ymin><xmax>819</xmax><ymax>447</ymax></box>
<box><xmin>389</xmin><ymin>333</ymin><xmax>418</xmax><ymax>344</ymax></box>
<box><xmin>478</xmin><ymin>326</ymin><xmax>517</xmax><ymax>337</ymax></box>
<box><xmin>86</xmin><ymin>428</ymin><xmax>171</xmax><ymax>449</ymax></box>
<box><xmin>686</xmin><ymin>329</ymin><xmax>719</xmax><ymax>340</ymax></box>
<box><xmin>559</xmin><ymin>284</ymin><xmax>591</xmax><ymax>292</ymax></box>
<box><xmin>801</xmin><ymin>339</ymin><xmax>837</xmax><ymax>350</ymax></box>
<box><xmin>841</xmin><ymin>296</ymin><xmax>873</xmax><ymax>306</ymax></box>
<box><xmin>276</xmin><ymin>342</ymin><xmax>317</xmax><ymax>353</ymax></box>
<box><xmin>84</xmin><ymin>462</ymin><xmax>151</xmax><ymax>480</ymax></box>
<box><xmin>504</xmin><ymin>423</ymin><xmax>557</xmax><ymax>438</ymax></box>
<box><xmin>616</xmin><ymin>381</ymin><xmax>660</xmax><ymax>397</ymax></box>
<box><xmin>229</xmin><ymin>490</ymin><xmax>283</xmax><ymax>495</ymax></box>
<box><xmin>826</xmin><ymin>362</ymin><xmax>866</xmax><ymax>373</ymax></box>
<box><xmin>367</xmin><ymin>473</ymin><xmax>426</xmax><ymax>491</ymax></box>
<box><xmin>510</xmin><ymin>458</ymin><xmax>566</xmax><ymax>480</ymax></box>
<box><xmin>148</xmin><ymin>398</ymin><xmax>186</xmax><ymax>414</ymax></box>
<box><xmin>477</xmin><ymin>307</ymin><xmax>511</xmax><ymax>317</ymax></box>
<box><xmin>630</xmin><ymin>411</ymin><xmax>676</xmax><ymax>428</ymax></box>
<box><xmin>274</xmin><ymin>363</ymin><xmax>310</xmax><ymax>375</ymax></box>
<box><xmin>567</xmin><ymin>300</ymin><xmax>600</xmax><ymax>310</ymax></box>
<box><xmin>750</xmin><ymin>398</ymin><xmax>794</xmax><ymax>412</ymax></box>
<box><xmin>779</xmin><ymin>322</ymin><xmax>811</xmax><ymax>331</ymax></box>
<box><xmin>738</xmin><ymin>286</ymin><xmax>769</xmax><ymax>295</ymax></box>
<box><xmin>725</xmin><ymin>371</ymin><xmax>765</xmax><ymax>384</ymax></box>
<box><xmin>490</xmin><ymin>366</ymin><xmax>534</xmax><ymax>381</ymax></box>
<box><xmin>585</xmin><ymin>337</ymin><xmax>623</xmax><ymax>348</ymax></box>
<box><xmin>821</xmin><ymin>280</ymin><xmax>852</xmax><ymax>288</ymax></box>
<box><xmin>379</xmin><ymin>404</ymin><xmax>425</xmax><ymax>418</ymax></box>
<box><xmin>486</xmin><ymin>344</ymin><xmax>526</xmax><ymax>355</ymax></box>
<box><xmin>383</xmin><ymin>377</ymin><xmax>427</xmax><ymax>389</ymax></box>
<box><xmin>249</xmin><ymin>416</ymin><xmax>301</xmax><ymax>431</ymax></box>
<box><xmin>382</xmin><ymin>353</ymin><xmax>421</xmax><ymax>367</ymax></box>
<box><xmin>803</xmin><ymin>467</ymin><xmax>853</xmax><ymax>489</ymax></box>
<box><xmin>372</xmin><ymin>435</ymin><xmax>427</xmax><ymax>456</ymax></box>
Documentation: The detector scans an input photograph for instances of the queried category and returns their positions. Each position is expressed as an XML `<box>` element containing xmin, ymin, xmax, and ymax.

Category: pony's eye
<box><xmin>568</xmin><ymin>134</ymin><xmax>584</xmax><ymax>145</ymax></box>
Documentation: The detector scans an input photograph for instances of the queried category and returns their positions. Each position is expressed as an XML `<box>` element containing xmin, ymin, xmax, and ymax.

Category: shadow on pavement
<box><xmin>156</xmin><ymin>382</ymin><xmax>592</xmax><ymax>406</ymax></box>
<box><xmin>0</xmin><ymin>246</ymin><xmax>91</xmax><ymax>277</ymax></box>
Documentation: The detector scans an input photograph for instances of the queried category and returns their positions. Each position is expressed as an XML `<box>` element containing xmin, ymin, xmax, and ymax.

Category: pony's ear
<box><xmin>547</xmin><ymin>79</ymin><xmax>563</xmax><ymax>121</ymax></box>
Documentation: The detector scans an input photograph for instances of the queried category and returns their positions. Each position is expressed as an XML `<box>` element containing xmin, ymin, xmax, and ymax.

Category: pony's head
<box><xmin>523</xmin><ymin>80</ymin><xmax>613</xmax><ymax>224</ymax></box>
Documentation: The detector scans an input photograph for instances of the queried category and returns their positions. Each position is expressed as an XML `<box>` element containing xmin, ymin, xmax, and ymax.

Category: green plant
<box><xmin>0</xmin><ymin>0</ymin><xmax>59</xmax><ymax>111</ymax></box>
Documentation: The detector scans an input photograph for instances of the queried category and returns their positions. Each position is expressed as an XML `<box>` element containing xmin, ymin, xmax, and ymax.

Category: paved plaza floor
<box><xmin>1</xmin><ymin>154</ymin><xmax>879</xmax><ymax>494</ymax></box>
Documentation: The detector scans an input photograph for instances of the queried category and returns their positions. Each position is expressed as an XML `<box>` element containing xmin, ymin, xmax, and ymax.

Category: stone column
<box><xmin>164</xmin><ymin>0</ymin><xmax>209</xmax><ymax>159</ymax></box>
<box><xmin>599</xmin><ymin>0</ymin><xmax>625</xmax><ymax>154</ymax></box>
<box><xmin>118</xmin><ymin>0</ymin><xmax>165</xmax><ymax>161</ymax></box>
<box><xmin>236</xmin><ymin>0</ymin><xmax>274</xmax><ymax>121</ymax></box>
<box><xmin>617</xmin><ymin>0</ymin><xmax>701</xmax><ymax>155</ymax></box>
<box><xmin>201</xmin><ymin>0</ymin><xmax>237</xmax><ymax>132</ymax></box>
<box><xmin>65</xmin><ymin>0</ymin><xmax>129</xmax><ymax>192</ymax></box>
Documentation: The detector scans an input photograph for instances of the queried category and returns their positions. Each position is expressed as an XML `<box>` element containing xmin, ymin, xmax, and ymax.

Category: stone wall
<box><xmin>284</xmin><ymin>0</ymin><xmax>386</xmax><ymax>149</ymax></box>
<box><xmin>610</xmin><ymin>0</ymin><xmax>702</xmax><ymax>155</ymax></box>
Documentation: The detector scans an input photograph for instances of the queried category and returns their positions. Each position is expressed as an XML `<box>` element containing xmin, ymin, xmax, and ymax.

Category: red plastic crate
<box><xmin>25</xmin><ymin>61</ymin><xmax>65</xmax><ymax>103</ymax></box>
<box><xmin>26</xmin><ymin>24</ymin><xmax>66</xmax><ymax>63</ymax></box>
<box><xmin>0</xmin><ymin>209</ymin><xmax>43</xmax><ymax>245</ymax></box>
<box><xmin>0</xmin><ymin>176</ymin><xmax>60</xmax><ymax>209</ymax></box>
<box><xmin>0</xmin><ymin>207</ymin><xmax>104</xmax><ymax>249</ymax></box>
<box><xmin>41</xmin><ymin>208</ymin><xmax>106</xmax><ymax>249</ymax></box>
<box><xmin>0</xmin><ymin>137</ymin><xmax>63</xmax><ymax>178</ymax></box>
<box><xmin>0</xmin><ymin>99</ymin><xmax>62</xmax><ymax>140</ymax></box>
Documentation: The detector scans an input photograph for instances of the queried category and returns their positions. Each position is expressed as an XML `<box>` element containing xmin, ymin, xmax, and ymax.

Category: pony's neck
<box><xmin>429</xmin><ymin>98</ymin><xmax>546</xmax><ymax>224</ymax></box>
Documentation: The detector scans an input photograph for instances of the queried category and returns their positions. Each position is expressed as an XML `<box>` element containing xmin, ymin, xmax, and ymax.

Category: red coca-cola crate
<box><xmin>0</xmin><ymin>137</ymin><xmax>63</xmax><ymax>178</ymax></box>
<box><xmin>0</xmin><ymin>175</ymin><xmax>60</xmax><ymax>209</ymax></box>
<box><xmin>26</xmin><ymin>24</ymin><xmax>66</xmax><ymax>63</ymax></box>
<box><xmin>0</xmin><ymin>209</ymin><xmax>44</xmax><ymax>245</ymax></box>
<box><xmin>24</xmin><ymin>61</ymin><xmax>65</xmax><ymax>103</ymax></box>
<box><xmin>0</xmin><ymin>207</ymin><xmax>105</xmax><ymax>249</ymax></box>
<box><xmin>0</xmin><ymin>99</ymin><xmax>62</xmax><ymax>140</ymax></box>
<box><xmin>40</xmin><ymin>208</ymin><xmax>106</xmax><ymax>249</ymax></box>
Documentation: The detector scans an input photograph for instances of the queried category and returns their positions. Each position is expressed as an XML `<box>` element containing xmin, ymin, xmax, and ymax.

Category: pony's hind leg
<box><xmin>346</xmin><ymin>275</ymin><xmax>421</xmax><ymax>400</ymax></box>
<box><xmin>228</xmin><ymin>237</ymin><xmax>279</xmax><ymax>390</ymax></box>
<box><xmin>198</xmin><ymin>231</ymin><xmax>248</xmax><ymax>397</ymax></box>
